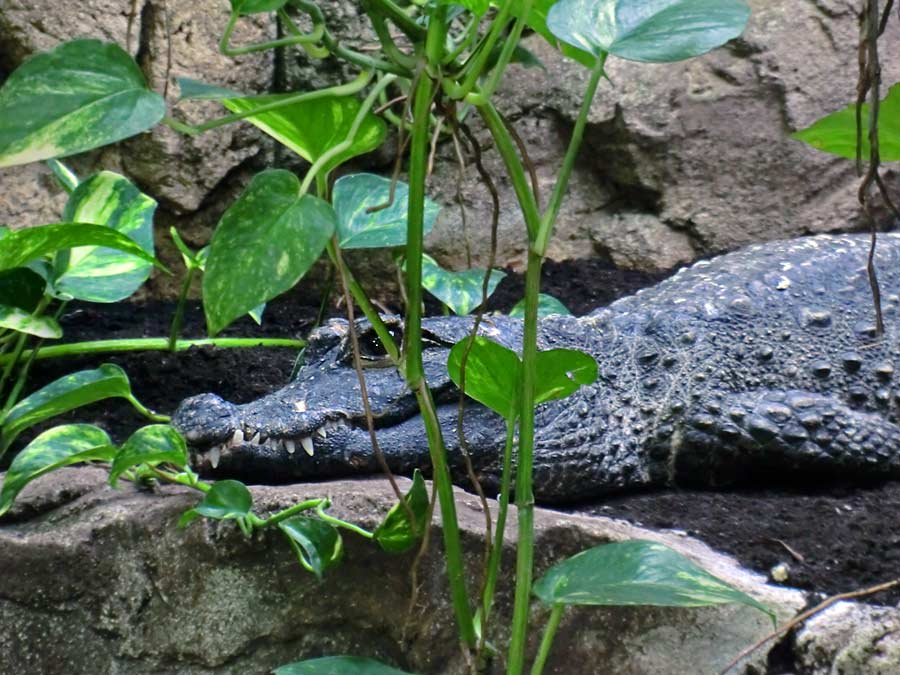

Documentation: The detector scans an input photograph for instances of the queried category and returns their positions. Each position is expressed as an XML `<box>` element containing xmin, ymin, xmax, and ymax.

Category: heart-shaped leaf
<box><xmin>278</xmin><ymin>516</ymin><xmax>344</xmax><ymax>579</ymax></box>
<box><xmin>533</xmin><ymin>539</ymin><xmax>775</xmax><ymax>623</ymax></box>
<box><xmin>0</xmin><ymin>223</ymin><xmax>163</xmax><ymax>273</ymax></box>
<box><xmin>509</xmin><ymin>293</ymin><xmax>571</xmax><ymax>318</ymax></box>
<box><xmin>109</xmin><ymin>425</ymin><xmax>187</xmax><ymax>487</ymax></box>
<box><xmin>420</xmin><ymin>255</ymin><xmax>506</xmax><ymax>316</ymax></box>
<box><xmin>203</xmin><ymin>169</ymin><xmax>337</xmax><ymax>335</ymax></box>
<box><xmin>274</xmin><ymin>656</ymin><xmax>418</xmax><ymax>675</ymax></box>
<box><xmin>222</xmin><ymin>94</ymin><xmax>386</xmax><ymax>174</ymax></box>
<box><xmin>447</xmin><ymin>336</ymin><xmax>521</xmax><ymax>421</ymax></box>
<box><xmin>505</xmin><ymin>0</ymin><xmax>597</xmax><ymax>68</ymax></box>
<box><xmin>0</xmin><ymin>424</ymin><xmax>116</xmax><ymax>517</ymax></box>
<box><xmin>792</xmin><ymin>82</ymin><xmax>900</xmax><ymax>161</ymax></box>
<box><xmin>0</xmin><ymin>267</ymin><xmax>46</xmax><ymax>312</ymax></box>
<box><xmin>333</xmin><ymin>174</ymin><xmax>440</xmax><ymax>249</ymax></box>
<box><xmin>547</xmin><ymin>0</ymin><xmax>750</xmax><ymax>63</ymax></box>
<box><xmin>179</xmin><ymin>479</ymin><xmax>252</xmax><ymax>527</ymax></box>
<box><xmin>54</xmin><ymin>171</ymin><xmax>156</xmax><ymax>302</ymax></box>
<box><xmin>534</xmin><ymin>348</ymin><xmax>598</xmax><ymax>404</ymax></box>
<box><xmin>0</xmin><ymin>304</ymin><xmax>61</xmax><ymax>339</ymax></box>
<box><xmin>0</xmin><ymin>39</ymin><xmax>166</xmax><ymax>167</ymax></box>
<box><xmin>374</xmin><ymin>469</ymin><xmax>429</xmax><ymax>553</ymax></box>
<box><xmin>176</xmin><ymin>77</ymin><xmax>245</xmax><ymax>101</ymax></box>
<box><xmin>0</xmin><ymin>364</ymin><xmax>138</xmax><ymax>457</ymax></box>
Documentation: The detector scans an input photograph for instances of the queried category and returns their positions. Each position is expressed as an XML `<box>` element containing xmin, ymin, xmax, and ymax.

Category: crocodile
<box><xmin>173</xmin><ymin>233</ymin><xmax>900</xmax><ymax>502</ymax></box>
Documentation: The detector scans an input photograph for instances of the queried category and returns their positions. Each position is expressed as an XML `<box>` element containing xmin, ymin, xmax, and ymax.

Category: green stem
<box><xmin>537</xmin><ymin>57</ymin><xmax>606</xmax><ymax>254</ymax></box>
<box><xmin>480</xmin><ymin>418</ymin><xmax>516</xmax><ymax>626</ymax></box>
<box><xmin>465</xmin><ymin>0</ymin><xmax>532</xmax><ymax>106</ymax></box>
<box><xmin>164</xmin><ymin>71</ymin><xmax>374</xmax><ymax>136</ymax></box>
<box><xmin>530</xmin><ymin>605</ymin><xmax>565</xmax><ymax>675</ymax></box>
<box><xmin>0</xmin><ymin>332</ymin><xmax>29</xmax><ymax>411</ymax></box>
<box><xmin>406</xmin><ymin>67</ymin><xmax>476</xmax><ymax>647</ymax></box>
<box><xmin>315</xmin><ymin>501</ymin><xmax>375</xmax><ymax>538</ymax></box>
<box><xmin>443</xmin><ymin>0</ymin><xmax>513</xmax><ymax>99</ymax></box>
<box><xmin>507</xmin><ymin>246</ymin><xmax>543</xmax><ymax>675</ymax></box>
<box><xmin>260</xmin><ymin>498</ymin><xmax>326</xmax><ymax>527</ymax></box>
<box><xmin>219</xmin><ymin>9</ymin><xmax>324</xmax><ymax>56</ymax></box>
<box><xmin>359</xmin><ymin>0</ymin><xmax>426</xmax><ymax>41</ymax></box>
<box><xmin>168</xmin><ymin>265</ymin><xmax>196</xmax><ymax>352</ymax></box>
<box><xmin>0</xmin><ymin>337</ymin><xmax>305</xmax><ymax>367</ymax></box>
<box><xmin>125</xmin><ymin>394</ymin><xmax>170</xmax><ymax>423</ymax></box>
<box><xmin>477</xmin><ymin>102</ymin><xmax>541</xmax><ymax>238</ymax></box>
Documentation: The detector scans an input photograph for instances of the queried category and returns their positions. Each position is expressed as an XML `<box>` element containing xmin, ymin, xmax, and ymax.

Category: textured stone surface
<box><xmin>794</xmin><ymin>601</ymin><xmax>900</xmax><ymax>674</ymax></box>
<box><xmin>2</xmin><ymin>0</ymin><xmax>898</xmax><ymax>287</ymax></box>
<box><xmin>0</xmin><ymin>466</ymin><xmax>804</xmax><ymax>674</ymax></box>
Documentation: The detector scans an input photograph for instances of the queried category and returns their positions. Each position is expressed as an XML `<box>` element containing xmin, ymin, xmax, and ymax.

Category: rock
<box><xmin>0</xmin><ymin>466</ymin><xmax>803</xmax><ymax>674</ymax></box>
<box><xmin>2</xmin><ymin>0</ymin><xmax>897</xmax><ymax>289</ymax></box>
<box><xmin>794</xmin><ymin>601</ymin><xmax>900</xmax><ymax>675</ymax></box>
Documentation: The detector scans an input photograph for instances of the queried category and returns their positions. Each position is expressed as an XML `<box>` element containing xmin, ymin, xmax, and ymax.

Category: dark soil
<box><xmin>15</xmin><ymin>257</ymin><xmax>900</xmax><ymax>610</ymax></box>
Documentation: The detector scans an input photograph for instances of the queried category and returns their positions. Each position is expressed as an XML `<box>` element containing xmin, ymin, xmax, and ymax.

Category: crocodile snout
<box><xmin>172</xmin><ymin>393</ymin><xmax>240</xmax><ymax>446</ymax></box>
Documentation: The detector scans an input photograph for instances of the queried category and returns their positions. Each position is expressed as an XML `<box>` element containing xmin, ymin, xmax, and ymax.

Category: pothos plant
<box><xmin>0</xmin><ymin>0</ymin><xmax>776</xmax><ymax>674</ymax></box>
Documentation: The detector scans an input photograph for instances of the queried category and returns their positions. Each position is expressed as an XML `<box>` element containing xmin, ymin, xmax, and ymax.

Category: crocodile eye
<box><xmin>358</xmin><ymin>325</ymin><xmax>402</xmax><ymax>360</ymax></box>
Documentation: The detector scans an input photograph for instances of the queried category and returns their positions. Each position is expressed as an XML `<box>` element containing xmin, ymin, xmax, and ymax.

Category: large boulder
<box><xmin>0</xmin><ymin>467</ymin><xmax>804</xmax><ymax>674</ymax></box>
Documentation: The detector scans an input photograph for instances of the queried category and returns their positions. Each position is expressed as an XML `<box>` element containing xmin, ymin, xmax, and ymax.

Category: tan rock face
<box><xmin>0</xmin><ymin>467</ymin><xmax>805</xmax><ymax>674</ymax></box>
<box><xmin>0</xmin><ymin>0</ymin><xmax>896</xmax><ymax>289</ymax></box>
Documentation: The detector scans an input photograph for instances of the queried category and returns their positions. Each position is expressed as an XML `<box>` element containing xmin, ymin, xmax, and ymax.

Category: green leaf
<box><xmin>534</xmin><ymin>348</ymin><xmax>598</xmax><ymax>405</ymax></box>
<box><xmin>420</xmin><ymin>254</ymin><xmax>506</xmax><ymax>316</ymax></box>
<box><xmin>0</xmin><ymin>267</ymin><xmax>46</xmax><ymax>312</ymax></box>
<box><xmin>176</xmin><ymin>77</ymin><xmax>244</xmax><ymax>101</ymax></box>
<box><xmin>203</xmin><ymin>169</ymin><xmax>337</xmax><ymax>335</ymax></box>
<box><xmin>274</xmin><ymin>656</ymin><xmax>418</xmax><ymax>675</ymax></box>
<box><xmin>180</xmin><ymin>479</ymin><xmax>252</xmax><ymax>526</ymax></box>
<box><xmin>509</xmin><ymin>293</ymin><xmax>571</xmax><ymax>318</ymax></box>
<box><xmin>109</xmin><ymin>425</ymin><xmax>187</xmax><ymax>487</ymax></box>
<box><xmin>533</xmin><ymin>540</ymin><xmax>775</xmax><ymax>622</ymax></box>
<box><xmin>374</xmin><ymin>469</ymin><xmax>430</xmax><ymax>553</ymax></box>
<box><xmin>436</xmin><ymin>0</ymin><xmax>489</xmax><ymax>16</ymax></box>
<box><xmin>54</xmin><ymin>171</ymin><xmax>156</xmax><ymax>302</ymax></box>
<box><xmin>546</xmin><ymin>0</ymin><xmax>750</xmax><ymax>63</ymax></box>
<box><xmin>278</xmin><ymin>516</ymin><xmax>343</xmax><ymax>579</ymax></box>
<box><xmin>506</xmin><ymin>0</ymin><xmax>597</xmax><ymax>68</ymax></box>
<box><xmin>0</xmin><ymin>424</ymin><xmax>115</xmax><ymax>517</ymax></box>
<box><xmin>0</xmin><ymin>39</ymin><xmax>166</xmax><ymax>167</ymax></box>
<box><xmin>0</xmin><ymin>304</ymin><xmax>62</xmax><ymax>338</ymax></box>
<box><xmin>0</xmin><ymin>223</ymin><xmax>163</xmax><ymax>273</ymax></box>
<box><xmin>0</xmin><ymin>364</ymin><xmax>134</xmax><ymax>454</ymax></box>
<box><xmin>221</xmin><ymin>94</ymin><xmax>386</xmax><ymax>174</ymax></box>
<box><xmin>333</xmin><ymin>174</ymin><xmax>441</xmax><ymax>249</ymax></box>
<box><xmin>792</xmin><ymin>83</ymin><xmax>900</xmax><ymax>161</ymax></box>
<box><xmin>447</xmin><ymin>336</ymin><xmax>521</xmax><ymax>421</ymax></box>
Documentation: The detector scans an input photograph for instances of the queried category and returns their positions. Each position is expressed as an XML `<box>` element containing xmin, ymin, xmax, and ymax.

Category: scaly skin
<box><xmin>173</xmin><ymin>234</ymin><xmax>900</xmax><ymax>502</ymax></box>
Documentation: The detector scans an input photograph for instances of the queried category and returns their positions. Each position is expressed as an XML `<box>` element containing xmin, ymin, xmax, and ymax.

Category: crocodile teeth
<box><xmin>316</xmin><ymin>427</ymin><xmax>327</xmax><ymax>439</ymax></box>
<box><xmin>272</xmin><ymin>438</ymin><xmax>284</xmax><ymax>451</ymax></box>
<box><xmin>300</xmin><ymin>436</ymin><xmax>314</xmax><ymax>456</ymax></box>
<box><xmin>285</xmin><ymin>439</ymin><xmax>296</xmax><ymax>455</ymax></box>
<box><xmin>250</xmin><ymin>431</ymin><xmax>262</xmax><ymax>446</ymax></box>
<box><xmin>231</xmin><ymin>429</ymin><xmax>244</xmax><ymax>446</ymax></box>
<box><xmin>209</xmin><ymin>445</ymin><xmax>221</xmax><ymax>469</ymax></box>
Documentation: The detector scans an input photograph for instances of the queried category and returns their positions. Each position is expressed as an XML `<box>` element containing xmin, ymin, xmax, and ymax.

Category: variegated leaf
<box><xmin>420</xmin><ymin>254</ymin><xmax>506</xmax><ymax>316</ymax></box>
<box><xmin>53</xmin><ymin>171</ymin><xmax>156</xmax><ymax>302</ymax></box>
<box><xmin>0</xmin><ymin>303</ymin><xmax>61</xmax><ymax>339</ymax></box>
<box><xmin>0</xmin><ymin>40</ymin><xmax>166</xmax><ymax>167</ymax></box>
<box><xmin>333</xmin><ymin>173</ymin><xmax>440</xmax><ymax>249</ymax></box>
<box><xmin>203</xmin><ymin>170</ymin><xmax>337</xmax><ymax>335</ymax></box>
<box><xmin>222</xmin><ymin>94</ymin><xmax>386</xmax><ymax>174</ymax></box>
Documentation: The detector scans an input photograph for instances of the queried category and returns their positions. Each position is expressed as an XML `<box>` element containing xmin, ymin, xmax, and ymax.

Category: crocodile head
<box><xmin>172</xmin><ymin>316</ymin><xmax>514</xmax><ymax>486</ymax></box>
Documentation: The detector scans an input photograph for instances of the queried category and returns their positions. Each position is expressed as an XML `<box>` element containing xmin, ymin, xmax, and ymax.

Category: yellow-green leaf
<box><xmin>54</xmin><ymin>171</ymin><xmax>156</xmax><ymax>302</ymax></box>
<box><xmin>0</xmin><ymin>40</ymin><xmax>165</xmax><ymax>167</ymax></box>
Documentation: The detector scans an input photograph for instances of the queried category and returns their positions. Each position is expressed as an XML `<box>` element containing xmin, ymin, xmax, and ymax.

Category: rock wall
<box><xmin>0</xmin><ymin>467</ymin><xmax>804</xmax><ymax>674</ymax></box>
<box><xmin>1</xmin><ymin>0</ymin><xmax>898</xmax><ymax>291</ymax></box>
